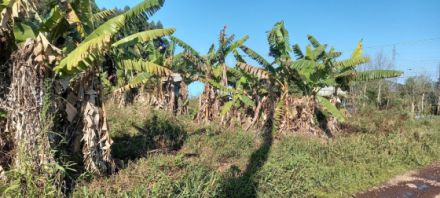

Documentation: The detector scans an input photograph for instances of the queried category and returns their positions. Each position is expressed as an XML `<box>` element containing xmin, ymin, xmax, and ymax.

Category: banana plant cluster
<box><xmin>0</xmin><ymin>0</ymin><xmax>179</xmax><ymax>176</ymax></box>
<box><xmin>174</xmin><ymin>27</ymin><xmax>251</xmax><ymax>123</ymax></box>
<box><xmin>0</xmin><ymin>2</ymin><xmax>404</xmax><ymax>193</ymax></box>
<box><xmin>52</xmin><ymin>0</ymin><xmax>177</xmax><ymax>174</ymax></box>
<box><xmin>232</xmin><ymin>21</ymin><xmax>403</xmax><ymax>134</ymax></box>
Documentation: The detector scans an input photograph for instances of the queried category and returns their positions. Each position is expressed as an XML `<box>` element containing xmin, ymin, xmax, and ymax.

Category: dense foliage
<box><xmin>1</xmin><ymin>0</ymin><xmax>439</xmax><ymax>197</ymax></box>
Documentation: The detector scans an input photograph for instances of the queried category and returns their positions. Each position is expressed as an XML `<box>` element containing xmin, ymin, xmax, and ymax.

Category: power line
<box><xmin>339</xmin><ymin>36</ymin><xmax>440</xmax><ymax>53</ymax></box>
<box><xmin>364</xmin><ymin>36</ymin><xmax>440</xmax><ymax>49</ymax></box>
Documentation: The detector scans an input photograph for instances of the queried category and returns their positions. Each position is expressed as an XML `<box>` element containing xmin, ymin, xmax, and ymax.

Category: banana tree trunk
<box><xmin>221</xmin><ymin>63</ymin><xmax>228</xmax><ymax>87</ymax></box>
<box><xmin>326</xmin><ymin>90</ymin><xmax>342</xmax><ymax>135</ymax></box>
<box><xmin>278</xmin><ymin>95</ymin><xmax>318</xmax><ymax>135</ymax></box>
<box><xmin>324</xmin><ymin>97</ymin><xmax>341</xmax><ymax>136</ymax></box>
<box><xmin>245</xmin><ymin>96</ymin><xmax>267</xmax><ymax>131</ymax></box>
<box><xmin>3</xmin><ymin>34</ymin><xmax>60</xmax><ymax>172</ymax></box>
<box><xmin>119</xmin><ymin>88</ymin><xmax>137</xmax><ymax>108</ymax></box>
<box><xmin>195</xmin><ymin>82</ymin><xmax>219</xmax><ymax>123</ymax></box>
<box><xmin>221</xmin><ymin>107</ymin><xmax>233</xmax><ymax>126</ymax></box>
<box><xmin>65</xmin><ymin>71</ymin><xmax>114</xmax><ymax>175</ymax></box>
<box><xmin>155</xmin><ymin>77</ymin><xmax>172</xmax><ymax>111</ymax></box>
<box><xmin>0</xmin><ymin>26</ymin><xmax>15</xmax><ymax>67</ymax></box>
<box><xmin>0</xmin><ymin>27</ymin><xmax>15</xmax><ymax>168</ymax></box>
<box><xmin>178</xmin><ymin>81</ymin><xmax>188</xmax><ymax>115</ymax></box>
<box><xmin>168</xmin><ymin>78</ymin><xmax>180</xmax><ymax>115</ymax></box>
<box><xmin>138</xmin><ymin>86</ymin><xmax>160</xmax><ymax>107</ymax></box>
<box><xmin>196</xmin><ymin>83</ymin><xmax>212</xmax><ymax>123</ymax></box>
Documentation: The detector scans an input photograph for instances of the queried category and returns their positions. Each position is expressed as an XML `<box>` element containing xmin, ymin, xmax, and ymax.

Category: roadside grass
<box><xmin>253</xmin><ymin>119</ymin><xmax>440</xmax><ymax>197</ymax></box>
<box><xmin>74</xmin><ymin>104</ymin><xmax>440</xmax><ymax>197</ymax></box>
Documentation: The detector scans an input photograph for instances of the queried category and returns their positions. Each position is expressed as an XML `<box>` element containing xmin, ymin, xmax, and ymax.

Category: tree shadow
<box><xmin>220</xmin><ymin>103</ymin><xmax>275</xmax><ymax>197</ymax></box>
<box><xmin>111</xmin><ymin>115</ymin><xmax>187</xmax><ymax>162</ymax></box>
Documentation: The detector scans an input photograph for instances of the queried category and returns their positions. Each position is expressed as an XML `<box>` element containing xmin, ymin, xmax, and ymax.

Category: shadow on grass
<box><xmin>220</xmin><ymin>105</ymin><xmax>275</xmax><ymax>197</ymax></box>
<box><xmin>111</xmin><ymin>115</ymin><xmax>187</xmax><ymax>161</ymax></box>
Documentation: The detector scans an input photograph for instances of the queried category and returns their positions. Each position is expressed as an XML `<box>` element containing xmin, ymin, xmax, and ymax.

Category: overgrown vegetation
<box><xmin>72</xmin><ymin>104</ymin><xmax>440</xmax><ymax>197</ymax></box>
<box><xmin>107</xmin><ymin>103</ymin><xmax>187</xmax><ymax>161</ymax></box>
<box><xmin>0</xmin><ymin>0</ymin><xmax>438</xmax><ymax>197</ymax></box>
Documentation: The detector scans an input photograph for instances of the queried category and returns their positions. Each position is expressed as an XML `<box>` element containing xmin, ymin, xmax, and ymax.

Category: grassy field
<box><xmin>74</xmin><ymin>103</ymin><xmax>440</xmax><ymax>197</ymax></box>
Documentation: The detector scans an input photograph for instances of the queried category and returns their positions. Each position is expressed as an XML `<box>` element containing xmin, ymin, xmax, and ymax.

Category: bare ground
<box><xmin>354</xmin><ymin>163</ymin><xmax>440</xmax><ymax>198</ymax></box>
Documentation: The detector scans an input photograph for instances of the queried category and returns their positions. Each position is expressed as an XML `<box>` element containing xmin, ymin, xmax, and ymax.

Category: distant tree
<box><xmin>401</xmin><ymin>75</ymin><xmax>434</xmax><ymax>115</ymax></box>
<box><xmin>366</xmin><ymin>51</ymin><xmax>395</xmax><ymax>106</ymax></box>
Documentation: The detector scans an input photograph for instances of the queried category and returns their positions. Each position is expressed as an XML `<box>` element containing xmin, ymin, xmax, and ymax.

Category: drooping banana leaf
<box><xmin>112</xmin><ymin>28</ymin><xmax>175</xmax><ymax>48</ymax></box>
<box><xmin>220</xmin><ymin>100</ymin><xmax>235</xmax><ymax>116</ymax></box>
<box><xmin>236</xmin><ymin>62</ymin><xmax>269</xmax><ymax>79</ymax></box>
<box><xmin>316</xmin><ymin>96</ymin><xmax>345</xmax><ymax>122</ymax></box>
<box><xmin>13</xmin><ymin>22</ymin><xmax>36</xmax><ymax>43</ymax></box>
<box><xmin>114</xmin><ymin>72</ymin><xmax>152</xmax><ymax>93</ymax></box>
<box><xmin>119</xmin><ymin>59</ymin><xmax>171</xmax><ymax>76</ymax></box>
<box><xmin>354</xmin><ymin>70</ymin><xmax>403</xmax><ymax>81</ymax></box>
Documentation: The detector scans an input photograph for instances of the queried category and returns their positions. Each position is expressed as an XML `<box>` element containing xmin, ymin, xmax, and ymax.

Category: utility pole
<box><xmin>392</xmin><ymin>46</ymin><xmax>397</xmax><ymax>68</ymax></box>
<box><xmin>437</xmin><ymin>63</ymin><xmax>440</xmax><ymax>89</ymax></box>
<box><xmin>437</xmin><ymin>63</ymin><xmax>440</xmax><ymax>115</ymax></box>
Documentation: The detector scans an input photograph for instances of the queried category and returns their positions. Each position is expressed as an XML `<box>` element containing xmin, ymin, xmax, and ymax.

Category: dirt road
<box><xmin>354</xmin><ymin>163</ymin><xmax>440</xmax><ymax>198</ymax></box>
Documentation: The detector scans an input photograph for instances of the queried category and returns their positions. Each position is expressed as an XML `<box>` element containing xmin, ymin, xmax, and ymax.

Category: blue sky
<box><xmin>97</xmin><ymin>0</ymin><xmax>440</xmax><ymax>96</ymax></box>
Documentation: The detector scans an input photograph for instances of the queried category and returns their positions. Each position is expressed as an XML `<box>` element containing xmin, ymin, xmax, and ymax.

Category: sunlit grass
<box><xmin>75</xmin><ymin>104</ymin><xmax>440</xmax><ymax>197</ymax></box>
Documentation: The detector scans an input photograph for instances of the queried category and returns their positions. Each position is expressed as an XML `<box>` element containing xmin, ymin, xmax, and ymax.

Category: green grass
<box><xmin>74</xmin><ymin>104</ymin><xmax>440</xmax><ymax>197</ymax></box>
<box><xmin>252</xmin><ymin>126</ymin><xmax>440</xmax><ymax>197</ymax></box>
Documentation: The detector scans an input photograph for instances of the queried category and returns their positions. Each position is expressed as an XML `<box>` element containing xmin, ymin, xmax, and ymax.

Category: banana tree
<box><xmin>233</xmin><ymin>46</ymin><xmax>270</xmax><ymax>130</ymax></box>
<box><xmin>0</xmin><ymin>0</ymin><xmax>59</xmax><ymax>178</ymax></box>
<box><xmin>1</xmin><ymin>0</ymin><xmax>175</xmax><ymax>176</ymax></box>
<box><xmin>235</xmin><ymin>22</ymin><xmax>309</xmax><ymax>134</ymax></box>
<box><xmin>291</xmin><ymin>36</ymin><xmax>402</xmax><ymax>133</ymax></box>
<box><xmin>178</xmin><ymin>28</ymin><xmax>248</xmax><ymax>123</ymax></box>
<box><xmin>51</xmin><ymin>0</ymin><xmax>175</xmax><ymax>174</ymax></box>
<box><xmin>155</xmin><ymin>37</ymin><xmax>197</xmax><ymax>115</ymax></box>
<box><xmin>215</xmin><ymin>26</ymin><xmax>249</xmax><ymax>87</ymax></box>
<box><xmin>181</xmin><ymin>44</ymin><xmax>219</xmax><ymax>122</ymax></box>
<box><xmin>236</xmin><ymin>22</ymin><xmax>402</xmax><ymax>136</ymax></box>
<box><xmin>208</xmin><ymin>71</ymin><xmax>256</xmax><ymax>126</ymax></box>
<box><xmin>104</xmin><ymin>19</ymin><xmax>174</xmax><ymax>107</ymax></box>
<box><xmin>108</xmin><ymin>35</ymin><xmax>193</xmax><ymax>116</ymax></box>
